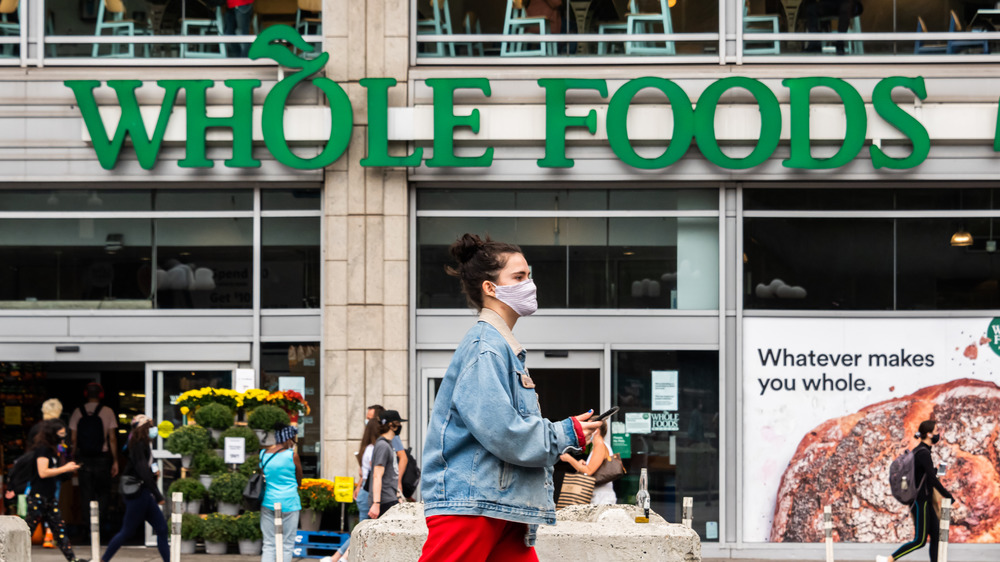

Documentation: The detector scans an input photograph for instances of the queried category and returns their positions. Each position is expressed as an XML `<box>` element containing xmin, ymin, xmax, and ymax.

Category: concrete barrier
<box><xmin>0</xmin><ymin>516</ymin><xmax>31</xmax><ymax>562</ymax></box>
<box><xmin>351</xmin><ymin>502</ymin><xmax>702</xmax><ymax>562</ymax></box>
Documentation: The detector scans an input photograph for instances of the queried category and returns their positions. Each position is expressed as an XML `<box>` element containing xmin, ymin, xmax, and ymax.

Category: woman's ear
<box><xmin>482</xmin><ymin>280</ymin><xmax>496</xmax><ymax>298</ymax></box>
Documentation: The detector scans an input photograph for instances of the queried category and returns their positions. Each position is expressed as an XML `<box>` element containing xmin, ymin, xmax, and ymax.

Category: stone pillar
<box><xmin>322</xmin><ymin>0</ymin><xmax>410</xmax><ymax>480</ymax></box>
<box><xmin>0</xmin><ymin>516</ymin><xmax>30</xmax><ymax>562</ymax></box>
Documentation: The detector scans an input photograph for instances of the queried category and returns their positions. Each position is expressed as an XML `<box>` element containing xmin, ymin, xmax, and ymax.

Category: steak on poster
<box><xmin>769</xmin><ymin>379</ymin><xmax>1000</xmax><ymax>543</ymax></box>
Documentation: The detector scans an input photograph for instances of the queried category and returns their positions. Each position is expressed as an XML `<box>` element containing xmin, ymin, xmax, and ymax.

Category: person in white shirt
<box><xmin>560</xmin><ymin>421</ymin><xmax>618</xmax><ymax>505</ymax></box>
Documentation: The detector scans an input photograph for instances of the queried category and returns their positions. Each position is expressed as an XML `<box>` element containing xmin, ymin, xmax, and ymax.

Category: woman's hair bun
<box><xmin>450</xmin><ymin>233</ymin><xmax>483</xmax><ymax>264</ymax></box>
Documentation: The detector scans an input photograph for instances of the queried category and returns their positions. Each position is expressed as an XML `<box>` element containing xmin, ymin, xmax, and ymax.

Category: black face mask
<box><xmin>931</xmin><ymin>434</ymin><xmax>940</xmax><ymax>445</ymax></box>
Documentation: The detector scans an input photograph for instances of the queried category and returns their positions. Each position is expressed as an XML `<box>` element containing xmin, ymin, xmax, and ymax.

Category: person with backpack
<box><xmin>366</xmin><ymin>404</ymin><xmax>409</xmax><ymax>496</ymax></box>
<box><xmin>367</xmin><ymin>410</ymin><xmax>404</xmax><ymax>519</ymax></box>
<box><xmin>877</xmin><ymin>420</ymin><xmax>956</xmax><ymax>562</ymax></box>
<box><xmin>24</xmin><ymin>419</ymin><xmax>86</xmax><ymax>562</ymax></box>
<box><xmin>69</xmin><ymin>381</ymin><xmax>119</xmax><ymax>534</ymax></box>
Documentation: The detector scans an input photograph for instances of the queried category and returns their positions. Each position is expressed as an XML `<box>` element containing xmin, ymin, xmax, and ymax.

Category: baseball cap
<box><xmin>380</xmin><ymin>410</ymin><xmax>407</xmax><ymax>425</ymax></box>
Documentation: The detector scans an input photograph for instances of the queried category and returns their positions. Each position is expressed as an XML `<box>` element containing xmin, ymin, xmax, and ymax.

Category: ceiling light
<box><xmin>951</xmin><ymin>229</ymin><xmax>973</xmax><ymax>247</ymax></box>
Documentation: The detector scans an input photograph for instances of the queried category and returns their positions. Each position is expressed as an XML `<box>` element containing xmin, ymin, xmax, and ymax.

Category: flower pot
<box><xmin>184</xmin><ymin>499</ymin><xmax>202</xmax><ymax>514</ymax></box>
<box><xmin>299</xmin><ymin>508</ymin><xmax>322</xmax><ymax>531</ymax></box>
<box><xmin>253</xmin><ymin>429</ymin><xmax>267</xmax><ymax>443</ymax></box>
<box><xmin>205</xmin><ymin>540</ymin><xmax>227</xmax><ymax>554</ymax></box>
<box><xmin>217</xmin><ymin>501</ymin><xmax>241</xmax><ymax>516</ymax></box>
<box><xmin>181</xmin><ymin>454</ymin><xmax>193</xmax><ymax>468</ymax></box>
<box><xmin>180</xmin><ymin>539</ymin><xmax>197</xmax><ymax>554</ymax></box>
<box><xmin>259</xmin><ymin>431</ymin><xmax>276</xmax><ymax>447</ymax></box>
<box><xmin>210</xmin><ymin>428</ymin><xmax>223</xmax><ymax>441</ymax></box>
<box><xmin>238</xmin><ymin>538</ymin><xmax>262</xmax><ymax>555</ymax></box>
<box><xmin>199</xmin><ymin>474</ymin><xmax>213</xmax><ymax>489</ymax></box>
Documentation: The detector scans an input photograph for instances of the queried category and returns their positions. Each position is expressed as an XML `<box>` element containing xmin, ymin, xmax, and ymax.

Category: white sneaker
<box><xmin>875</xmin><ymin>556</ymin><xmax>890</xmax><ymax>562</ymax></box>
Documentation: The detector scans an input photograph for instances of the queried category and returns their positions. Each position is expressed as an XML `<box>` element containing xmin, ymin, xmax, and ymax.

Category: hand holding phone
<box><xmin>593</xmin><ymin>406</ymin><xmax>620</xmax><ymax>422</ymax></box>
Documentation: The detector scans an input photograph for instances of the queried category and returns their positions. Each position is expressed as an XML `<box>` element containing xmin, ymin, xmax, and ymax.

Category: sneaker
<box><xmin>875</xmin><ymin>556</ymin><xmax>890</xmax><ymax>562</ymax></box>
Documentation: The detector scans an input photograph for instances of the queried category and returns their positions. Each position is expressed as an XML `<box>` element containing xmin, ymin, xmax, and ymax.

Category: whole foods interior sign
<box><xmin>64</xmin><ymin>26</ymin><xmax>993</xmax><ymax>173</ymax></box>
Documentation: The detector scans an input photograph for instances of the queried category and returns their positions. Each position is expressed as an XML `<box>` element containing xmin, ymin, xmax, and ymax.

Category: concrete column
<box><xmin>321</xmin><ymin>0</ymin><xmax>410</xmax><ymax>480</ymax></box>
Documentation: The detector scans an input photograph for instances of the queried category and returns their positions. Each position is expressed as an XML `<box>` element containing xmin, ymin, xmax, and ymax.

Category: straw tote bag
<box><xmin>557</xmin><ymin>473</ymin><xmax>595</xmax><ymax>509</ymax></box>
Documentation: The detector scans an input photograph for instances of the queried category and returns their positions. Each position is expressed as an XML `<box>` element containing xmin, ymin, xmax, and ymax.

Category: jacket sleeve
<box><xmin>917</xmin><ymin>448</ymin><xmax>953</xmax><ymax>500</ymax></box>
<box><xmin>131</xmin><ymin>444</ymin><xmax>163</xmax><ymax>503</ymax></box>
<box><xmin>452</xmin><ymin>351</ymin><xmax>581</xmax><ymax>468</ymax></box>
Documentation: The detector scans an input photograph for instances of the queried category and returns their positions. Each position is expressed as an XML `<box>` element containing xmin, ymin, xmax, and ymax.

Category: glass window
<box><xmin>154</xmin><ymin>190</ymin><xmax>253</xmax><ymax>211</ymax></box>
<box><xmin>261</xmin><ymin>343</ymin><xmax>321</xmax><ymax>478</ymax></box>
<box><xmin>0</xmin><ymin>218</ymin><xmax>152</xmax><ymax>308</ymax></box>
<box><xmin>155</xmin><ymin>218</ymin><xmax>253</xmax><ymax>309</ymax></box>
<box><xmin>0</xmin><ymin>190</ymin><xmax>152</xmax><ymax>212</ymax></box>
<box><xmin>418</xmin><ymin>189</ymin><xmax>718</xmax><ymax>211</ymax></box>
<box><xmin>262</xmin><ymin>217</ymin><xmax>321</xmax><ymax>308</ymax></box>
<box><xmin>262</xmin><ymin>189</ymin><xmax>322</xmax><ymax>211</ymax></box>
<box><xmin>612</xmin><ymin>350</ymin><xmax>719</xmax><ymax>542</ymax></box>
<box><xmin>418</xmin><ymin>216</ymin><xmax>718</xmax><ymax>309</ymax></box>
<box><xmin>743</xmin><ymin>188</ymin><xmax>1000</xmax><ymax>211</ymax></box>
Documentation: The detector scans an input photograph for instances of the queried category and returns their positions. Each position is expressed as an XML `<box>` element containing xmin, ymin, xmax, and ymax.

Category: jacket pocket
<box><xmin>499</xmin><ymin>461</ymin><xmax>513</xmax><ymax>491</ymax></box>
<box><xmin>513</xmin><ymin>370</ymin><xmax>541</xmax><ymax>416</ymax></box>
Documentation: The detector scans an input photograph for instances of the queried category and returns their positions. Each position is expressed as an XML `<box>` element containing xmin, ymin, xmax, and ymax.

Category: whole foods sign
<box><xmin>64</xmin><ymin>26</ymin><xmax>986</xmax><ymax>172</ymax></box>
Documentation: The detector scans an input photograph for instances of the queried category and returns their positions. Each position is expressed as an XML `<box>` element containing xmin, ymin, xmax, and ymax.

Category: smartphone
<box><xmin>937</xmin><ymin>462</ymin><xmax>947</xmax><ymax>477</ymax></box>
<box><xmin>592</xmin><ymin>406</ymin><xmax>620</xmax><ymax>422</ymax></box>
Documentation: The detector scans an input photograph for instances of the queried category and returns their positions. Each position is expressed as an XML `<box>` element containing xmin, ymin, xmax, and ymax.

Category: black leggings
<box><xmin>24</xmin><ymin>493</ymin><xmax>76</xmax><ymax>561</ymax></box>
<box><xmin>892</xmin><ymin>499</ymin><xmax>940</xmax><ymax>562</ymax></box>
<box><xmin>102</xmin><ymin>489</ymin><xmax>170</xmax><ymax>562</ymax></box>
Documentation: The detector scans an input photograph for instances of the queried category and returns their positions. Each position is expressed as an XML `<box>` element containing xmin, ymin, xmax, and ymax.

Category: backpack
<box><xmin>401</xmin><ymin>447</ymin><xmax>421</xmax><ymax>499</ymax></box>
<box><xmin>8</xmin><ymin>450</ymin><xmax>36</xmax><ymax>495</ymax></box>
<box><xmin>76</xmin><ymin>405</ymin><xmax>107</xmax><ymax>456</ymax></box>
<box><xmin>889</xmin><ymin>448</ymin><xmax>925</xmax><ymax>505</ymax></box>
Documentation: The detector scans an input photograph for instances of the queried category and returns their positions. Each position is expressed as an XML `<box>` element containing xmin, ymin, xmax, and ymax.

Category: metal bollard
<box><xmin>170</xmin><ymin>492</ymin><xmax>183</xmax><ymax>562</ymax></box>
<box><xmin>682</xmin><ymin>497</ymin><xmax>693</xmax><ymax>528</ymax></box>
<box><xmin>275</xmin><ymin>502</ymin><xmax>284</xmax><ymax>562</ymax></box>
<box><xmin>90</xmin><ymin>501</ymin><xmax>100</xmax><ymax>562</ymax></box>
<box><xmin>938</xmin><ymin>498</ymin><xmax>952</xmax><ymax>562</ymax></box>
<box><xmin>824</xmin><ymin>505</ymin><xmax>834</xmax><ymax>562</ymax></box>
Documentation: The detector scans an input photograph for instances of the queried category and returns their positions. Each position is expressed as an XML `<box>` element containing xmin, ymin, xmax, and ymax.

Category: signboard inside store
<box><xmin>62</xmin><ymin>27</ymin><xmax>995</xmax><ymax>173</ymax></box>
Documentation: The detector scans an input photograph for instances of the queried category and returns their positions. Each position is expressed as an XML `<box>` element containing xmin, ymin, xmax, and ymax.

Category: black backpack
<box><xmin>76</xmin><ymin>405</ymin><xmax>107</xmax><ymax>456</ymax></box>
<box><xmin>8</xmin><ymin>450</ymin><xmax>36</xmax><ymax>494</ymax></box>
<box><xmin>401</xmin><ymin>447</ymin><xmax>421</xmax><ymax>499</ymax></box>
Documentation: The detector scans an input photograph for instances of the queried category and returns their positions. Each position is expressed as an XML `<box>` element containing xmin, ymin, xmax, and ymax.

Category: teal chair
<box><xmin>501</xmin><ymin>0</ymin><xmax>554</xmax><ymax>56</ymax></box>
<box><xmin>458</xmin><ymin>11</ymin><xmax>484</xmax><ymax>56</ymax></box>
<box><xmin>180</xmin><ymin>7</ymin><xmax>225</xmax><ymax>58</ymax></box>
<box><xmin>0</xmin><ymin>0</ymin><xmax>18</xmax><ymax>57</ymax></box>
<box><xmin>296</xmin><ymin>0</ymin><xmax>322</xmax><ymax>53</ymax></box>
<box><xmin>597</xmin><ymin>0</ymin><xmax>629</xmax><ymax>55</ymax></box>
<box><xmin>819</xmin><ymin>14</ymin><xmax>863</xmax><ymax>54</ymax></box>
<box><xmin>743</xmin><ymin>0</ymin><xmax>780</xmax><ymax>55</ymax></box>
<box><xmin>93</xmin><ymin>0</ymin><xmax>151</xmax><ymax>58</ymax></box>
<box><xmin>626</xmin><ymin>0</ymin><xmax>674</xmax><ymax>55</ymax></box>
<box><xmin>417</xmin><ymin>0</ymin><xmax>455</xmax><ymax>57</ymax></box>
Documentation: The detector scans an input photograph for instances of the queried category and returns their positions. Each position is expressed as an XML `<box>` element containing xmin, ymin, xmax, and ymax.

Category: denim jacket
<box><xmin>420</xmin><ymin>309</ymin><xmax>583</xmax><ymax>544</ymax></box>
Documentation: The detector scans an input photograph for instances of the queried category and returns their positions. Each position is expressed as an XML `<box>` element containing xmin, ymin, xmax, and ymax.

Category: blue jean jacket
<box><xmin>420</xmin><ymin>310</ymin><xmax>582</xmax><ymax>544</ymax></box>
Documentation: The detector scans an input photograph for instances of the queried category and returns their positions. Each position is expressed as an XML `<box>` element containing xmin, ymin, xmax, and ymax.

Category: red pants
<box><xmin>418</xmin><ymin>515</ymin><xmax>539</xmax><ymax>562</ymax></box>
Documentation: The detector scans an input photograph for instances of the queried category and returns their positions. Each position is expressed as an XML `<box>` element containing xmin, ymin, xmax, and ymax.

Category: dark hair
<box><xmin>129</xmin><ymin>422</ymin><xmax>151</xmax><ymax>449</ymax></box>
<box><xmin>86</xmin><ymin>382</ymin><xmax>103</xmax><ymax>400</ymax></box>
<box><xmin>599</xmin><ymin>420</ymin><xmax>608</xmax><ymax>438</ymax></box>
<box><xmin>367</xmin><ymin>405</ymin><xmax>384</xmax><ymax>417</ymax></box>
<box><xmin>356</xmin><ymin>418</ymin><xmax>382</xmax><ymax>466</ymax></box>
<box><xmin>33</xmin><ymin>419</ymin><xmax>64</xmax><ymax>452</ymax></box>
<box><xmin>445</xmin><ymin>233</ymin><xmax>523</xmax><ymax>311</ymax></box>
<box><xmin>917</xmin><ymin>420</ymin><xmax>937</xmax><ymax>438</ymax></box>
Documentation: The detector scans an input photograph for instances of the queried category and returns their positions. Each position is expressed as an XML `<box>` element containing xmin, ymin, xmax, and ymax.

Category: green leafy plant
<box><xmin>220</xmin><ymin>425</ymin><xmax>260</xmax><ymax>453</ymax></box>
<box><xmin>247</xmin><ymin>405</ymin><xmax>290</xmax><ymax>431</ymax></box>
<box><xmin>202</xmin><ymin>513</ymin><xmax>235</xmax><ymax>543</ymax></box>
<box><xmin>168</xmin><ymin>478</ymin><xmax>207</xmax><ymax>501</ymax></box>
<box><xmin>233</xmin><ymin>511</ymin><xmax>263</xmax><ymax>541</ymax></box>
<box><xmin>180</xmin><ymin>513</ymin><xmax>204</xmax><ymax>541</ymax></box>
<box><xmin>194</xmin><ymin>403</ymin><xmax>235</xmax><ymax>430</ymax></box>
<box><xmin>237</xmin><ymin>453</ymin><xmax>260</xmax><ymax>478</ymax></box>
<box><xmin>208</xmin><ymin>471</ymin><xmax>249</xmax><ymax>505</ymax></box>
<box><xmin>165</xmin><ymin>424</ymin><xmax>210</xmax><ymax>456</ymax></box>
<box><xmin>192</xmin><ymin>451</ymin><xmax>227</xmax><ymax>476</ymax></box>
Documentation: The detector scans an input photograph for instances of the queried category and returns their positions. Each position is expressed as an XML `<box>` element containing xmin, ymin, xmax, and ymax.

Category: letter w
<box><xmin>66</xmin><ymin>80</ymin><xmax>182</xmax><ymax>170</ymax></box>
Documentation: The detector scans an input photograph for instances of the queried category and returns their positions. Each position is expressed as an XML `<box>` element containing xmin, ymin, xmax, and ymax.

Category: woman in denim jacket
<box><xmin>419</xmin><ymin>233</ymin><xmax>602</xmax><ymax>562</ymax></box>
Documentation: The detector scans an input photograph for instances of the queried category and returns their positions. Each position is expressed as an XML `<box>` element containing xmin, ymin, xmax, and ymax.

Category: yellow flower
<box><xmin>180</xmin><ymin>406</ymin><xmax>190</xmax><ymax>415</ymax></box>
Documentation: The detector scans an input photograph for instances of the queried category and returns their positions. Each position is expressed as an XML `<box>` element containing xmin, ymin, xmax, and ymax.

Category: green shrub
<box><xmin>168</xmin><ymin>478</ymin><xmax>207</xmax><ymax>501</ymax></box>
<box><xmin>180</xmin><ymin>513</ymin><xmax>204</xmax><ymax>541</ymax></box>
<box><xmin>194</xmin><ymin>403</ymin><xmax>234</xmax><ymax>430</ymax></box>
<box><xmin>237</xmin><ymin>453</ymin><xmax>260</xmax><ymax>478</ymax></box>
<box><xmin>208</xmin><ymin>471</ymin><xmax>249</xmax><ymax>505</ymax></box>
<box><xmin>165</xmin><ymin>424</ymin><xmax>210</xmax><ymax>456</ymax></box>
<box><xmin>220</xmin><ymin>425</ymin><xmax>260</xmax><ymax>453</ymax></box>
<box><xmin>247</xmin><ymin>405</ymin><xmax>290</xmax><ymax>431</ymax></box>
<box><xmin>202</xmin><ymin>513</ymin><xmax>235</xmax><ymax>543</ymax></box>
<box><xmin>192</xmin><ymin>451</ymin><xmax>227</xmax><ymax>476</ymax></box>
<box><xmin>233</xmin><ymin>511</ymin><xmax>263</xmax><ymax>541</ymax></box>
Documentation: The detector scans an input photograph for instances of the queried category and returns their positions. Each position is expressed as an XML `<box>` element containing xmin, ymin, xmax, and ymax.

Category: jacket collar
<box><xmin>478</xmin><ymin>308</ymin><xmax>524</xmax><ymax>357</ymax></box>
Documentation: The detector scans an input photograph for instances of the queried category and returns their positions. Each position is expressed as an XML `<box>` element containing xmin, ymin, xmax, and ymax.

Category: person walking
<box><xmin>418</xmin><ymin>233</ymin><xmax>601</xmax><ymax>562</ymax></box>
<box><xmin>102</xmin><ymin>415</ymin><xmax>169</xmax><ymax>562</ymax></box>
<box><xmin>368</xmin><ymin>410</ymin><xmax>404</xmax><ymax>520</ymax></box>
<box><xmin>366</xmin><ymin>404</ymin><xmax>408</xmax><ymax>494</ymax></box>
<box><xmin>69</xmin><ymin>382</ymin><xmax>119</xmax><ymax>534</ymax></box>
<box><xmin>877</xmin><ymin>420</ymin><xmax>956</xmax><ymax>562</ymax></box>
<box><xmin>260</xmin><ymin>423</ymin><xmax>303</xmax><ymax>562</ymax></box>
<box><xmin>24</xmin><ymin>419</ymin><xmax>86</xmax><ymax>562</ymax></box>
<box><xmin>27</xmin><ymin>398</ymin><xmax>68</xmax><ymax>548</ymax></box>
<box><xmin>559</xmin><ymin>420</ymin><xmax>617</xmax><ymax>505</ymax></box>
<box><xmin>327</xmin><ymin>419</ymin><xmax>382</xmax><ymax>562</ymax></box>
<box><xmin>223</xmin><ymin>0</ymin><xmax>254</xmax><ymax>57</ymax></box>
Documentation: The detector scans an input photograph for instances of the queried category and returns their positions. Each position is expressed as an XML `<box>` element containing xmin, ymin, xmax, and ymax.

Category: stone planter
<box><xmin>180</xmin><ymin>539</ymin><xmax>197</xmax><ymax>554</ymax></box>
<box><xmin>205</xmin><ymin>540</ymin><xmax>227</xmax><ymax>554</ymax></box>
<box><xmin>210</xmin><ymin>428</ymin><xmax>223</xmax><ymax>441</ymax></box>
<box><xmin>238</xmin><ymin>538</ymin><xmax>262</xmax><ymax>556</ymax></box>
<box><xmin>199</xmin><ymin>474</ymin><xmax>213</xmax><ymax>489</ymax></box>
<box><xmin>184</xmin><ymin>499</ymin><xmax>202</xmax><ymax>514</ymax></box>
<box><xmin>253</xmin><ymin>429</ymin><xmax>268</xmax><ymax>443</ymax></box>
<box><xmin>299</xmin><ymin>508</ymin><xmax>322</xmax><ymax>531</ymax></box>
<box><xmin>257</xmin><ymin>430</ymin><xmax>276</xmax><ymax>447</ymax></box>
<box><xmin>181</xmin><ymin>454</ymin><xmax>193</xmax><ymax>468</ymax></box>
<box><xmin>217</xmin><ymin>501</ymin><xmax>241</xmax><ymax>516</ymax></box>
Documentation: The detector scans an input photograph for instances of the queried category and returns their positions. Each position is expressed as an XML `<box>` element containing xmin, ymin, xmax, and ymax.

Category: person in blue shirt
<box><xmin>259</xmin><ymin>424</ymin><xmax>302</xmax><ymax>562</ymax></box>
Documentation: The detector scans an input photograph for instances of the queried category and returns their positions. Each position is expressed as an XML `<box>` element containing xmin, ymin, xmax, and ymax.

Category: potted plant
<box><xmin>220</xmin><ymin>425</ymin><xmax>261</xmax><ymax>453</ymax></box>
<box><xmin>237</xmin><ymin>453</ymin><xmax>260</xmax><ymax>478</ymax></box>
<box><xmin>209</xmin><ymin>471</ymin><xmax>248</xmax><ymax>516</ymax></box>
<box><xmin>195</xmin><ymin>402</ymin><xmax>235</xmax><ymax>439</ymax></box>
<box><xmin>202</xmin><ymin>512</ymin><xmax>234</xmax><ymax>555</ymax></box>
<box><xmin>169</xmin><ymin>478</ymin><xmax>207</xmax><ymax>514</ymax></box>
<box><xmin>164</xmin><ymin>424</ymin><xmax>210</xmax><ymax>468</ymax></box>
<box><xmin>192</xmin><ymin>451</ymin><xmax>227</xmax><ymax>489</ymax></box>
<box><xmin>234</xmin><ymin>511</ymin><xmax>263</xmax><ymax>556</ymax></box>
<box><xmin>298</xmin><ymin>478</ymin><xmax>337</xmax><ymax>532</ymax></box>
<box><xmin>180</xmin><ymin>513</ymin><xmax>203</xmax><ymax>554</ymax></box>
<box><xmin>247</xmin><ymin>405</ymin><xmax>290</xmax><ymax>445</ymax></box>
<box><xmin>269</xmin><ymin>390</ymin><xmax>310</xmax><ymax>423</ymax></box>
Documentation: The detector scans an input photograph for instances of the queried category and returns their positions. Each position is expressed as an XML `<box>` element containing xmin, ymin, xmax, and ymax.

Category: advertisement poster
<box><xmin>625</xmin><ymin>412</ymin><xmax>651</xmax><ymax>434</ymax></box>
<box><xmin>651</xmin><ymin>370</ymin><xmax>679</xmax><ymax>411</ymax></box>
<box><xmin>743</xmin><ymin>318</ymin><xmax>1000</xmax><ymax>544</ymax></box>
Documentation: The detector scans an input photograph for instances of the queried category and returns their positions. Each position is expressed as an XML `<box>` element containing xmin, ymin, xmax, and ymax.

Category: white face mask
<box><xmin>491</xmin><ymin>279</ymin><xmax>538</xmax><ymax>317</ymax></box>
<box><xmin>148</xmin><ymin>427</ymin><xmax>158</xmax><ymax>439</ymax></box>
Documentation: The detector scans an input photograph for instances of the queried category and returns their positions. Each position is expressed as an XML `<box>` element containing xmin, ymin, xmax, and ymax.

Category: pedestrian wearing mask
<box><xmin>368</xmin><ymin>410</ymin><xmax>404</xmax><ymax>519</ymax></box>
<box><xmin>260</xmin><ymin>423</ymin><xmax>303</xmax><ymax>562</ymax></box>
<box><xmin>24</xmin><ymin>419</ymin><xmax>86</xmax><ymax>562</ymax></box>
<box><xmin>102</xmin><ymin>415</ymin><xmax>169</xmax><ymax>562</ymax></box>
<box><xmin>877</xmin><ymin>420</ymin><xmax>956</xmax><ymax>562</ymax></box>
<box><xmin>366</xmin><ymin>404</ymin><xmax>408</xmax><ymax>493</ymax></box>
<box><xmin>419</xmin><ymin>233</ymin><xmax>601</xmax><ymax>562</ymax></box>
